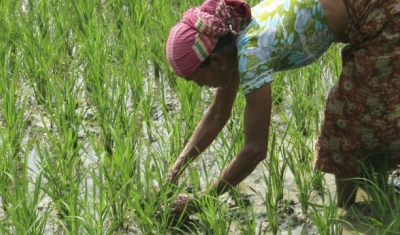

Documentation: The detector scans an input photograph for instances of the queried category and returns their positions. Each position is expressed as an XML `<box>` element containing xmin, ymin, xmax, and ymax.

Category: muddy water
<box><xmin>152</xmin><ymin>84</ymin><xmax>333</xmax><ymax>234</ymax></box>
<box><xmin>2</xmin><ymin>78</ymin><xmax>398</xmax><ymax>235</ymax></box>
<box><xmin>153</xmin><ymin>83</ymin><xmax>400</xmax><ymax>234</ymax></box>
<box><xmin>178</xmin><ymin>148</ymin><xmax>400</xmax><ymax>235</ymax></box>
<box><xmin>186</xmin><ymin>150</ymin><xmax>336</xmax><ymax>234</ymax></box>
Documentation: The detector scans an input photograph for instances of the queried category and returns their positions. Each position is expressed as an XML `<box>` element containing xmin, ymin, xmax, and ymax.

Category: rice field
<box><xmin>1</xmin><ymin>0</ymin><xmax>400</xmax><ymax>234</ymax></box>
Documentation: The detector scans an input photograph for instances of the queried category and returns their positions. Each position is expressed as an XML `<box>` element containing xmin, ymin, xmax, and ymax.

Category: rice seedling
<box><xmin>259</xmin><ymin>169</ymin><xmax>280</xmax><ymax>235</ymax></box>
<box><xmin>344</xmin><ymin>161</ymin><xmax>400</xmax><ymax>234</ymax></box>
<box><xmin>228</xmin><ymin>192</ymin><xmax>257</xmax><ymax>235</ymax></box>
<box><xmin>0</xmin><ymin>50</ymin><xmax>30</xmax><ymax>215</ymax></box>
<box><xmin>4</xmin><ymin>155</ymin><xmax>50</xmax><ymax>235</ymax></box>
<box><xmin>248</xmin><ymin>132</ymin><xmax>288</xmax><ymax>234</ymax></box>
<box><xmin>17</xmin><ymin>0</ymin><xmax>56</xmax><ymax>106</ymax></box>
<box><xmin>311</xmin><ymin>181</ymin><xmax>343</xmax><ymax>235</ymax></box>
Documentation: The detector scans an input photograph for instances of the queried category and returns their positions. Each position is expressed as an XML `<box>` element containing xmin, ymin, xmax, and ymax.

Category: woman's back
<box><xmin>237</xmin><ymin>0</ymin><xmax>334</xmax><ymax>94</ymax></box>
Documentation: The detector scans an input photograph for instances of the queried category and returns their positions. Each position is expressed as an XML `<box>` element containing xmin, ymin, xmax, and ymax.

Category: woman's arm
<box><xmin>169</xmin><ymin>82</ymin><xmax>272</xmax><ymax>217</ymax></box>
<box><xmin>319</xmin><ymin>0</ymin><xmax>349</xmax><ymax>43</ymax></box>
<box><xmin>167</xmin><ymin>76</ymin><xmax>240</xmax><ymax>185</ymax></box>
<box><xmin>209</xmin><ymin>82</ymin><xmax>272</xmax><ymax>195</ymax></box>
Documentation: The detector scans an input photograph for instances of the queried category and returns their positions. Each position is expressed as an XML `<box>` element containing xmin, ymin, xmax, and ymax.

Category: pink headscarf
<box><xmin>166</xmin><ymin>0</ymin><xmax>252</xmax><ymax>78</ymax></box>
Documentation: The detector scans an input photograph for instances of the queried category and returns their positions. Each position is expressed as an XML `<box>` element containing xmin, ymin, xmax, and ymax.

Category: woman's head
<box><xmin>185</xmin><ymin>32</ymin><xmax>239</xmax><ymax>88</ymax></box>
<box><xmin>166</xmin><ymin>0</ymin><xmax>251</xmax><ymax>78</ymax></box>
<box><xmin>199</xmin><ymin>32</ymin><xmax>237</xmax><ymax>68</ymax></box>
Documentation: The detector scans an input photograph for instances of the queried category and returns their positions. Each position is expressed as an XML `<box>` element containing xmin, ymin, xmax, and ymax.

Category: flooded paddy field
<box><xmin>1</xmin><ymin>76</ymin><xmax>399</xmax><ymax>234</ymax></box>
<box><xmin>1</xmin><ymin>0</ymin><xmax>400</xmax><ymax>234</ymax></box>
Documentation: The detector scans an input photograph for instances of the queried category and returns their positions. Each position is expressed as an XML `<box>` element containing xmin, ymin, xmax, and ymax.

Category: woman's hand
<box><xmin>170</xmin><ymin>193</ymin><xmax>198</xmax><ymax>219</ymax></box>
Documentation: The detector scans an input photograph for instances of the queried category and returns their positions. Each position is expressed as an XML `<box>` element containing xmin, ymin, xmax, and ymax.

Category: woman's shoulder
<box><xmin>239</xmin><ymin>0</ymin><xmax>325</xmax><ymax>46</ymax></box>
<box><xmin>251</xmin><ymin>0</ymin><xmax>322</xmax><ymax>16</ymax></box>
<box><xmin>249</xmin><ymin>0</ymin><xmax>324</xmax><ymax>30</ymax></box>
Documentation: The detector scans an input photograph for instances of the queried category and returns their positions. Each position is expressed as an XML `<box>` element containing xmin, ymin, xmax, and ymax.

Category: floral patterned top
<box><xmin>237</xmin><ymin>0</ymin><xmax>334</xmax><ymax>94</ymax></box>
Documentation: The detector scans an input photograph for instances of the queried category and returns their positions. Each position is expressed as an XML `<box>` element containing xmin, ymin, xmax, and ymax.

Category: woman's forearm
<box><xmin>209</xmin><ymin>83</ymin><xmax>272</xmax><ymax>196</ymax></box>
<box><xmin>209</xmin><ymin>146</ymin><xmax>267</xmax><ymax>195</ymax></box>
<box><xmin>168</xmin><ymin>77</ymin><xmax>239</xmax><ymax>185</ymax></box>
<box><xmin>168</xmin><ymin>105</ymin><xmax>229</xmax><ymax>184</ymax></box>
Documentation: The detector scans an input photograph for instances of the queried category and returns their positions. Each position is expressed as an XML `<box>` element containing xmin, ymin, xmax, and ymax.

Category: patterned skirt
<box><xmin>314</xmin><ymin>0</ymin><xmax>400</xmax><ymax>177</ymax></box>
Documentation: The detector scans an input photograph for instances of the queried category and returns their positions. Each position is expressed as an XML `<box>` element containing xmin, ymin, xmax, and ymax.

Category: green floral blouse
<box><xmin>237</xmin><ymin>0</ymin><xmax>334</xmax><ymax>94</ymax></box>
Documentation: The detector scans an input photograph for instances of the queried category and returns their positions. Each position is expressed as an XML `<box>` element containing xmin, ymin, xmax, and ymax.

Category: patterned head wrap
<box><xmin>166</xmin><ymin>0</ymin><xmax>251</xmax><ymax>78</ymax></box>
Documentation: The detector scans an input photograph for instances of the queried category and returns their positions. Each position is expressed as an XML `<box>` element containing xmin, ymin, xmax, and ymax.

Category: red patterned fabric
<box><xmin>166</xmin><ymin>0</ymin><xmax>251</xmax><ymax>78</ymax></box>
<box><xmin>314</xmin><ymin>0</ymin><xmax>400</xmax><ymax>177</ymax></box>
